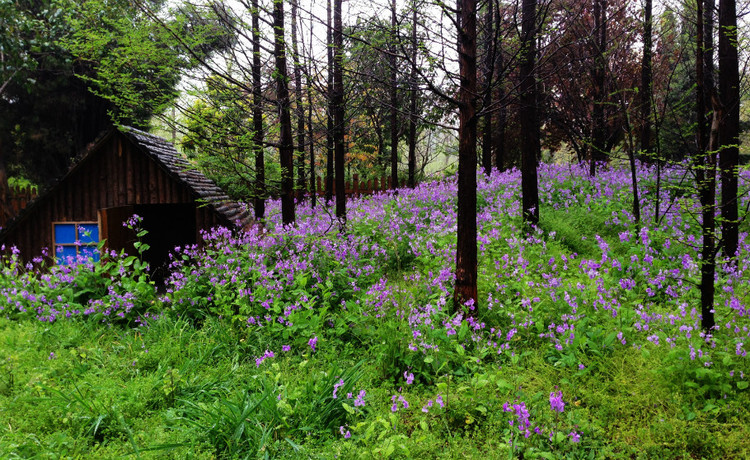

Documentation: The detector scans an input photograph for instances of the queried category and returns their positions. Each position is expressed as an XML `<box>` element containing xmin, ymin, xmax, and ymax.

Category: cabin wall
<box><xmin>1</xmin><ymin>133</ymin><xmax>227</xmax><ymax>261</ymax></box>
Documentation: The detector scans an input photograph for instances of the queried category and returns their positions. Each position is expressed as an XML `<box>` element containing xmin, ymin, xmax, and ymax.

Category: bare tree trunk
<box><xmin>480</xmin><ymin>0</ymin><xmax>494</xmax><ymax>176</ymax></box>
<box><xmin>333</xmin><ymin>0</ymin><xmax>346</xmax><ymax>221</ymax></box>
<box><xmin>326</xmin><ymin>0</ymin><xmax>334</xmax><ymax>204</ymax></box>
<box><xmin>291</xmin><ymin>0</ymin><xmax>306</xmax><ymax>198</ymax></box>
<box><xmin>639</xmin><ymin>0</ymin><xmax>653</xmax><ymax>157</ymax></box>
<box><xmin>520</xmin><ymin>0</ymin><xmax>540</xmax><ymax>229</ymax></box>
<box><xmin>252</xmin><ymin>0</ymin><xmax>265</xmax><ymax>220</ymax></box>
<box><xmin>273</xmin><ymin>0</ymin><xmax>295</xmax><ymax>225</ymax></box>
<box><xmin>696</xmin><ymin>0</ymin><xmax>716</xmax><ymax>332</ymax></box>
<box><xmin>494</xmin><ymin>39</ymin><xmax>506</xmax><ymax>171</ymax></box>
<box><xmin>719</xmin><ymin>0</ymin><xmax>740</xmax><ymax>259</ymax></box>
<box><xmin>590</xmin><ymin>0</ymin><xmax>608</xmax><ymax>177</ymax></box>
<box><xmin>390</xmin><ymin>0</ymin><xmax>399</xmax><ymax>190</ymax></box>
<box><xmin>453</xmin><ymin>0</ymin><xmax>479</xmax><ymax>312</ymax></box>
<box><xmin>408</xmin><ymin>2</ymin><xmax>418</xmax><ymax>187</ymax></box>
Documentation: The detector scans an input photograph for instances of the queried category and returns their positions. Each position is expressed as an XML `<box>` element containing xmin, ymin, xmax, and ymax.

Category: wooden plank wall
<box><xmin>2</xmin><ymin>133</ymin><xmax>203</xmax><ymax>260</ymax></box>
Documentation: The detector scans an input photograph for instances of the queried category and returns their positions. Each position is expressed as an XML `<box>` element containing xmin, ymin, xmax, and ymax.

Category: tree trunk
<box><xmin>326</xmin><ymin>0</ymin><xmax>334</xmax><ymax>204</ymax></box>
<box><xmin>252</xmin><ymin>0</ymin><xmax>265</xmax><ymax>220</ymax></box>
<box><xmin>390</xmin><ymin>0</ymin><xmax>399</xmax><ymax>190</ymax></box>
<box><xmin>696</xmin><ymin>0</ymin><xmax>716</xmax><ymax>332</ymax></box>
<box><xmin>719</xmin><ymin>0</ymin><xmax>740</xmax><ymax>259</ymax></box>
<box><xmin>291</xmin><ymin>0</ymin><xmax>306</xmax><ymax>197</ymax></box>
<box><xmin>494</xmin><ymin>39</ymin><xmax>506</xmax><ymax>171</ymax></box>
<box><xmin>590</xmin><ymin>0</ymin><xmax>608</xmax><ymax>177</ymax></box>
<box><xmin>480</xmin><ymin>0</ymin><xmax>494</xmax><ymax>176</ymax></box>
<box><xmin>333</xmin><ymin>0</ymin><xmax>346</xmax><ymax>221</ymax></box>
<box><xmin>520</xmin><ymin>0</ymin><xmax>540</xmax><ymax>229</ymax></box>
<box><xmin>408</xmin><ymin>2</ymin><xmax>418</xmax><ymax>188</ymax></box>
<box><xmin>453</xmin><ymin>0</ymin><xmax>479</xmax><ymax>312</ymax></box>
<box><xmin>273</xmin><ymin>0</ymin><xmax>295</xmax><ymax>225</ymax></box>
<box><xmin>639</xmin><ymin>0</ymin><xmax>653</xmax><ymax>157</ymax></box>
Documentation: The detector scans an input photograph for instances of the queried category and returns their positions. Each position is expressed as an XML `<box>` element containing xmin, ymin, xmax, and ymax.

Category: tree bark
<box><xmin>696</xmin><ymin>0</ymin><xmax>716</xmax><ymax>332</ymax></box>
<box><xmin>589</xmin><ymin>0</ymin><xmax>608</xmax><ymax>177</ymax></box>
<box><xmin>520</xmin><ymin>0</ymin><xmax>540</xmax><ymax>229</ymax></box>
<box><xmin>326</xmin><ymin>0</ymin><xmax>334</xmax><ymax>204</ymax></box>
<box><xmin>252</xmin><ymin>0</ymin><xmax>265</xmax><ymax>220</ymax></box>
<box><xmin>719</xmin><ymin>0</ymin><xmax>740</xmax><ymax>259</ymax></box>
<box><xmin>453</xmin><ymin>0</ymin><xmax>479</xmax><ymax>312</ymax></box>
<box><xmin>480</xmin><ymin>0</ymin><xmax>494</xmax><ymax>176</ymax></box>
<box><xmin>639</xmin><ymin>0</ymin><xmax>653</xmax><ymax>157</ymax></box>
<box><xmin>408</xmin><ymin>2</ymin><xmax>418</xmax><ymax>187</ymax></box>
<box><xmin>333</xmin><ymin>0</ymin><xmax>346</xmax><ymax>221</ymax></box>
<box><xmin>273</xmin><ymin>0</ymin><xmax>295</xmax><ymax>225</ymax></box>
<box><xmin>291</xmin><ymin>0</ymin><xmax>306</xmax><ymax>197</ymax></box>
<box><xmin>390</xmin><ymin>0</ymin><xmax>400</xmax><ymax>190</ymax></box>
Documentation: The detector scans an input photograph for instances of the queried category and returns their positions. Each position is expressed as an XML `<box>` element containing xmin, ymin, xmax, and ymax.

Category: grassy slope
<box><xmin>1</xmin><ymin>164</ymin><xmax>749</xmax><ymax>459</ymax></box>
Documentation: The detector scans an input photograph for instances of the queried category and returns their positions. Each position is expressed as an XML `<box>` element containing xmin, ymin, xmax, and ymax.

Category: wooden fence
<box><xmin>0</xmin><ymin>185</ymin><xmax>38</xmax><ymax>227</ymax></box>
<box><xmin>304</xmin><ymin>174</ymin><xmax>403</xmax><ymax>199</ymax></box>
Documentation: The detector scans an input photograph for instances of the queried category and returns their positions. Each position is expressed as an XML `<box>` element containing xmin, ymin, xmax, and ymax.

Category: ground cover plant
<box><xmin>1</xmin><ymin>161</ymin><xmax>750</xmax><ymax>459</ymax></box>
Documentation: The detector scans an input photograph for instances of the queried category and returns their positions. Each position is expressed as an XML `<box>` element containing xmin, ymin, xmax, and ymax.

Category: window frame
<box><xmin>51</xmin><ymin>221</ymin><xmax>100</xmax><ymax>265</ymax></box>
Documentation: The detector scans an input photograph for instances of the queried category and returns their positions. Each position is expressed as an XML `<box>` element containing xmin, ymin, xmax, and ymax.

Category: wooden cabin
<box><xmin>0</xmin><ymin>127</ymin><xmax>252</xmax><ymax>277</ymax></box>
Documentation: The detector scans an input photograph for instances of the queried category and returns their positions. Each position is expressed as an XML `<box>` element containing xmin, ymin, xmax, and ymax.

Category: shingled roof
<box><xmin>0</xmin><ymin>126</ymin><xmax>253</xmax><ymax>240</ymax></box>
<box><xmin>120</xmin><ymin>126</ymin><xmax>252</xmax><ymax>228</ymax></box>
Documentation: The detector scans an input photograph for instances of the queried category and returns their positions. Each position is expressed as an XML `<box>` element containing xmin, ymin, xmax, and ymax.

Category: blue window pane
<box><xmin>56</xmin><ymin>246</ymin><xmax>78</xmax><ymax>265</ymax></box>
<box><xmin>54</xmin><ymin>224</ymin><xmax>77</xmax><ymax>244</ymax></box>
<box><xmin>80</xmin><ymin>246</ymin><xmax>100</xmax><ymax>262</ymax></box>
<box><xmin>78</xmin><ymin>224</ymin><xmax>99</xmax><ymax>244</ymax></box>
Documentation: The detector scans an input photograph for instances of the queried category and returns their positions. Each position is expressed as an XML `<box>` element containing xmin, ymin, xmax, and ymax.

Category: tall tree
<box><xmin>291</xmin><ymin>0</ymin><xmax>306</xmax><ymax>197</ymax></box>
<box><xmin>407</xmin><ymin>1</ymin><xmax>418</xmax><ymax>187</ymax></box>
<box><xmin>390</xmin><ymin>0</ymin><xmax>400</xmax><ymax>189</ymax></box>
<box><xmin>333</xmin><ymin>0</ymin><xmax>346</xmax><ymax>221</ymax></box>
<box><xmin>640</xmin><ymin>0</ymin><xmax>653</xmax><ymax>156</ymax></box>
<box><xmin>718</xmin><ymin>0</ymin><xmax>740</xmax><ymax>259</ymax></box>
<box><xmin>480</xmin><ymin>0</ymin><xmax>495</xmax><ymax>176</ymax></box>
<box><xmin>520</xmin><ymin>0</ymin><xmax>540</xmax><ymax>229</ymax></box>
<box><xmin>273</xmin><ymin>0</ymin><xmax>295</xmax><ymax>225</ymax></box>
<box><xmin>590</xmin><ymin>0</ymin><xmax>609</xmax><ymax>176</ymax></box>
<box><xmin>695</xmin><ymin>0</ymin><xmax>716</xmax><ymax>332</ymax></box>
<box><xmin>326</xmin><ymin>0</ymin><xmax>335</xmax><ymax>204</ymax></box>
<box><xmin>252</xmin><ymin>0</ymin><xmax>265</xmax><ymax>219</ymax></box>
<box><xmin>453</xmin><ymin>0</ymin><xmax>479</xmax><ymax>310</ymax></box>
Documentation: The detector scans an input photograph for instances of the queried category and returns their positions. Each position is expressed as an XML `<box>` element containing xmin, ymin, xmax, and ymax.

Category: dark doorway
<box><xmin>100</xmin><ymin>203</ymin><xmax>196</xmax><ymax>284</ymax></box>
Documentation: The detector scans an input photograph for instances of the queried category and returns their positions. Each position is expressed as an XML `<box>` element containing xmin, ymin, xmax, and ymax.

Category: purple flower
<box><xmin>404</xmin><ymin>371</ymin><xmax>414</xmax><ymax>384</ymax></box>
<box><xmin>282</xmin><ymin>345</ymin><xmax>291</xmax><ymax>352</ymax></box>
<box><xmin>308</xmin><ymin>336</ymin><xmax>318</xmax><ymax>351</ymax></box>
<box><xmin>354</xmin><ymin>390</ymin><xmax>366</xmax><ymax>407</ymax></box>
<box><xmin>339</xmin><ymin>426</ymin><xmax>351</xmax><ymax>438</ymax></box>
<box><xmin>333</xmin><ymin>378</ymin><xmax>345</xmax><ymax>399</ymax></box>
<box><xmin>549</xmin><ymin>390</ymin><xmax>565</xmax><ymax>413</ymax></box>
<box><xmin>569</xmin><ymin>430</ymin><xmax>581</xmax><ymax>443</ymax></box>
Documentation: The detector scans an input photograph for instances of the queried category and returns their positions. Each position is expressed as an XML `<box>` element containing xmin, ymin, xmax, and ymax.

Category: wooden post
<box><xmin>353</xmin><ymin>174</ymin><xmax>359</xmax><ymax>196</ymax></box>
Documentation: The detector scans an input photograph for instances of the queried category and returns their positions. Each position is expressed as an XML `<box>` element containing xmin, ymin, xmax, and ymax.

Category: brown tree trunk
<box><xmin>326</xmin><ymin>0</ymin><xmax>334</xmax><ymax>204</ymax></box>
<box><xmin>291</xmin><ymin>0</ymin><xmax>306</xmax><ymax>197</ymax></box>
<box><xmin>333</xmin><ymin>0</ymin><xmax>346</xmax><ymax>221</ymax></box>
<box><xmin>719</xmin><ymin>0</ymin><xmax>740</xmax><ymax>259</ymax></box>
<box><xmin>273</xmin><ymin>0</ymin><xmax>295</xmax><ymax>225</ymax></box>
<box><xmin>520</xmin><ymin>0</ymin><xmax>540</xmax><ymax>229</ymax></box>
<box><xmin>696</xmin><ymin>0</ymin><xmax>716</xmax><ymax>332</ymax></box>
<box><xmin>480</xmin><ymin>0</ymin><xmax>494</xmax><ymax>176</ymax></box>
<box><xmin>640</xmin><ymin>0</ymin><xmax>653</xmax><ymax>157</ymax></box>
<box><xmin>390</xmin><ymin>0</ymin><xmax>400</xmax><ymax>190</ymax></box>
<box><xmin>494</xmin><ymin>41</ymin><xmax>506</xmax><ymax>171</ymax></box>
<box><xmin>408</xmin><ymin>2</ymin><xmax>418</xmax><ymax>188</ymax></box>
<box><xmin>590</xmin><ymin>0</ymin><xmax>608</xmax><ymax>177</ymax></box>
<box><xmin>453</xmin><ymin>0</ymin><xmax>479</xmax><ymax>312</ymax></box>
<box><xmin>252</xmin><ymin>0</ymin><xmax>265</xmax><ymax>220</ymax></box>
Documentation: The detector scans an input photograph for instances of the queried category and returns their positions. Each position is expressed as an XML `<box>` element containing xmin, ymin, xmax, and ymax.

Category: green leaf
<box><xmin>342</xmin><ymin>403</ymin><xmax>355</xmax><ymax>415</ymax></box>
<box><xmin>737</xmin><ymin>381</ymin><xmax>749</xmax><ymax>390</ymax></box>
